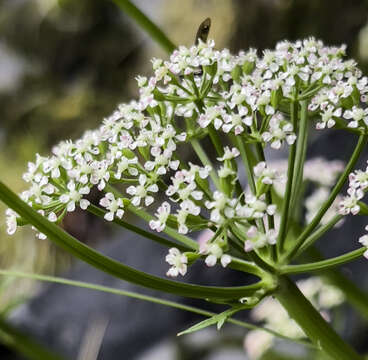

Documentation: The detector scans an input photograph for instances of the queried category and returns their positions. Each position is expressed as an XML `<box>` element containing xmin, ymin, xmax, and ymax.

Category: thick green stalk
<box><xmin>275</xmin><ymin>276</ymin><xmax>362</xmax><ymax>360</ymax></box>
<box><xmin>0</xmin><ymin>181</ymin><xmax>265</xmax><ymax>300</ymax></box>
<box><xmin>285</xmin><ymin>134</ymin><xmax>368</xmax><ymax>261</ymax></box>
<box><xmin>280</xmin><ymin>247</ymin><xmax>366</xmax><ymax>274</ymax></box>
<box><xmin>277</xmin><ymin>101</ymin><xmax>298</xmax><ymax>254</ymax></box>
<box><xmin>111</xmin><ymin>0</ymin><xmax>175</xmax><ymax>53</ymax></box>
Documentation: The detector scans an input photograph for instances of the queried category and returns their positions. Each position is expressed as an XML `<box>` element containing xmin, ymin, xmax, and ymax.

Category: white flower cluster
<box><xmin>244</xmin><ymin>277</ymin><xmax>345</xmax><ymax>359</ymax></box>
<box><xmin>5</xmin><ymin>38</ymin><xmax>368</xmax><ymax>277</ymax></box>
<box><xmin>339</xmin><ymin>160</ymin><xmax>368</xmax><ymax>216</ymax></box>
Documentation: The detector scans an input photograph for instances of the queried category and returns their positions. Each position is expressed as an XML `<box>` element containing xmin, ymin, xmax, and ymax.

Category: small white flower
<box><xmin>59</xmin><ymin>181</ymin><xmax>90</xmax><ymax>212</ymax></box>
<box><xmin>316</xmin><ymin>106</ymin><xmax>341</xmax><ymax>130</ymax></box>
<box><xmin>217</xmin><ymin>147</ymin><xmax>240</xmax><ymax>161</ymax></box>
<box><xmin>99</xmin><ymin>192</ymin><xmax>125</xmax><ymax>221</ymax></box>
<box><xmin>149</xmin><ymin>202</ymin><xmax>171</xmax><ymax>232</ymax></box>
<box><xmin>338</xmin><ymin>188</ymin><xmax>364</xmax><ymax>215</ymax></box>
<box><xmin>349</xmin><ymin>165</ymin><xmax>368</xmax><ymax>190</ymax></box>
<box><xmin>253</xmin><ymin>161</ymin><xmax>284</xmax><ymax>185</ymax></box>
<box><xmin>114</xmin><ymin>156</ymin><xmax>138</xmax><ymax>179</ymax></box>
<box><xmin>198</xmin><ymin>105</ymin><xmax>225</xmax><ymax>129</ymax></box>
<box><xmin>262</xmin><ymin>113</ymin><xmax>296</xmax><ymax>149</ymax></box>
<box><xmin>343</xmin><ymin>106</ymin><xmax>368</xmax><ymax>128</ymax></box>
<box><xmin>165</xmin><ymin>248</ymin><xmax>188</xmax><ymax>277</ymax></box>
<box><xmin>199</xmin><ymin>242</ymin><xmax>231</xmax><ymax>268</ymax></box>
<box><xmin>244</xmin><ymin>226</ymin><xmax>277</xmax><ymax>252</ymax></box>
<box><xmin>126</xmin><ymin>174</ymin><xmax>158</xmax><ymax>206</ymax></box>
<box><xmin>90</xmin><ymin>160</ymin><xmax>110</xmax><ymax>191</ymax></box>
<box><xmin>5</xmin><ymin>209</ymin><xmax>18</xmax><ymax>235</ymax></box>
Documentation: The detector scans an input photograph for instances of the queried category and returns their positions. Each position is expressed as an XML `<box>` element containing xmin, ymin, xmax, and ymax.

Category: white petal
<box><xmin>104</xmin><ymin>212</ymin><xmax>114</xmax><ymax>221</ymax></box>
<box><xmin>80</xmin><ymin>199</ymin><xmax>90</xmax><ymax>210</ymax></box>
<box><xmin>220</xmin><ymin>255</ymin><xmax>232</xmax><ymax>267</ymax></box>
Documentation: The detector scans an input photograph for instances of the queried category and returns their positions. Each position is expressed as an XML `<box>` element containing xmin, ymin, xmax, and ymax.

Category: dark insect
<box><xmin>195</xmin><ymin>18</ymin><xmax>211</xmax><ymax>45</ymax></box>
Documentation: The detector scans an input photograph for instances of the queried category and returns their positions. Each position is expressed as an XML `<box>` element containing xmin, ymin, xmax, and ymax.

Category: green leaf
<box><xmin>177</xmin><ymin>305</ymin><xmax>246</xmax><ymax>336</ymax></box>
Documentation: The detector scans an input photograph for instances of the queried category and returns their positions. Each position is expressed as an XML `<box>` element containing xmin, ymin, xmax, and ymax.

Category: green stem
<box><xmin>0</xmin><ymin>181</ymin><xmax>265</xmax><ymax>300</ymax></box>
<box><xmin>208</xmin><ymin>125</ymin><xmax>224</xmax><ymax>156</ymax></box>
<box><xmin>230</xmin><ymin>257</ymin><xmax>268</xmax><ymax>277</ymax></box>
<box><xmin>277</xmin><ymin>101</ymin><xmax>298</xmax><ymax>254</ymax></box>
<box><xmin>280</xmin><ymin>247</ymin><xmax>366</xmax><ymax>274</ymax></box>
<box><xmin>275</xmin><ymin>276</ymin><xmax>362</xmax><ymax>360</ymax></box>
<box><xmin>285</xmin><ymin>134</ymin><xmax>368</xmax><ymax>261</ymax></box>
<box><xmin>111</xmin><ymin>0</ymin><xmax>175</xmax><ymax>53</ymax></box>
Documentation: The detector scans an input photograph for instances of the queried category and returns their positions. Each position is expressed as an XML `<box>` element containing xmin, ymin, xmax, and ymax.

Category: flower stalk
<box><xmin>275</xmin><ymin>276</ymin><xmax>363</xmax><ymax>360</ymax></box>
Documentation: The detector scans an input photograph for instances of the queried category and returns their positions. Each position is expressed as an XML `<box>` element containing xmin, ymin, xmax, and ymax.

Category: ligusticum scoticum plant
<box><xmin>3</xmin><ymin>38</ymin><xmax>368</xmax><ymax>359</ymax></box>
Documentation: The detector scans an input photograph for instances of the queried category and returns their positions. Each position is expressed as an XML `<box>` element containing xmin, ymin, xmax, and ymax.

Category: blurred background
<box><xmin>0</xmin><ymin>0</ymin><xmax>368</xmax><ymax>359</ymax></box>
